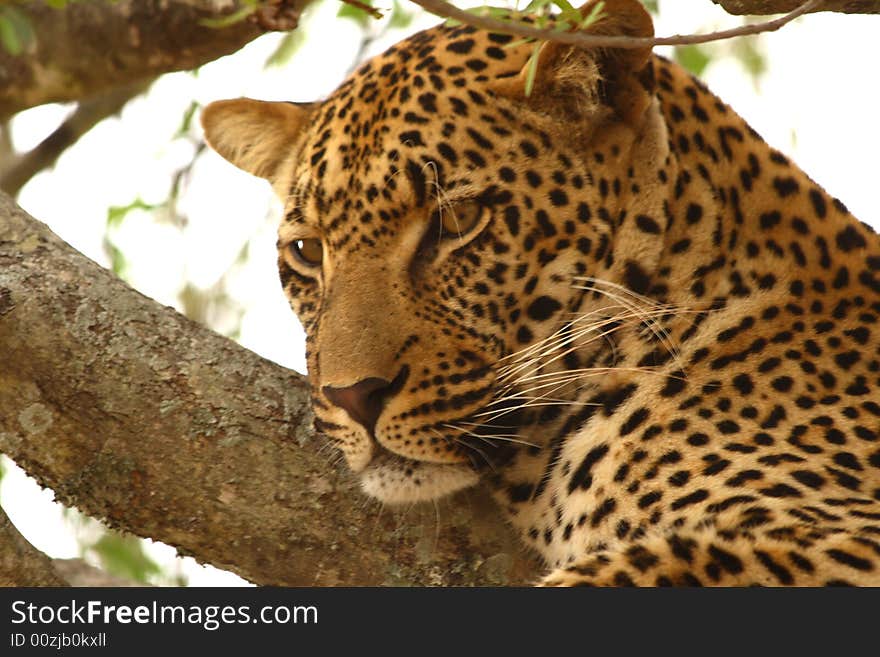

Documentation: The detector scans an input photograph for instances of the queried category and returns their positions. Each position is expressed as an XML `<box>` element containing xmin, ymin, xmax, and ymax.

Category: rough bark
<box><xmin>712</xmin><ymin>0</ymin><xmax>880</xmax><ymax>13</ymax></box>
<box><xmin>0</xmin><ymin>504</ymin><xmax>68</xmax><ymax>586</ymax></box>
<box><xmin>0</xmin><ymin>192</ymin><xmax>540</xmax><ymax>586</ymax></box>
<box><xmin>0</xmin><ymin>0</ymin><xmax>308</xmax><ymax>121</ymax></box>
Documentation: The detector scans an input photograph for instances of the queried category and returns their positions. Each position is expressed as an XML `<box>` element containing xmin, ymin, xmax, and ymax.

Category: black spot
<box><xmin>519</xmin><ymin>140</ymin><xmax>538</xmax><ymax>158</ymax></box>
<box><xmin>759</xmin><ymin>211</ymin><xmax>781</xmax><ymax>230</ymax></box>
<box><xmin>624</xmin><ymin>261</ymin><xmax>651</xmax><ymax>295</ymax></box>
<box><xmin>809</xmin><ymin>189</ymin><xmax>827</xmax><ymax>219</ymax></box>
<box><xmin>671</xmin><ymin>489</ymin><xmax>709</xmax><ymax>510</ymax></box>
<box><xmin>526</xmin><ymin>296</ymin><xmax>562</xmax><ymax>321</ymax></box>
<box><xmin>591</xmin><ymin>498</ymin><xmax>617</xmax><ymax>527</ymax></box>
<box><xmin>708</xmin><ymin>545</ymin><xmax>744</xmax><ymax>574</ymax></box>
<box><xmin>603</xmin><ymin>384</ymin><xmax>638</xmax><ymax>416</ymax></box>
<box><xmin>507</xmin><ymin>483</ymin><xmax>534</xmax><ymax>503</ymax></box>
<box><xmin>405</xmin><ymin>159</ymin><xmax>427</xmax><ymax>206</ymax></box>
<box><xmin>620</xmin><ymin>408</ymin><xmax>650</xmax><ymax>436</ymax></box>
<box><xmin>825</xmin><ymin>549</ymin><xmax>873</xmax><ymax>572</ymax></box>
<box><xmin>567</xmin><ymin>444</ymin><xmax>610</xmax><ymax>493</ymax></box>
<box><xmin>636</xmin><ymin>214</ymin><xmax>661</xmax><ymax>234</ymax></box>
<box><xmin>503</xmin><ymin>206</ymin><xmax>520</xmax><ymax>236</ymax></box>
<box><xmin>791</xmin><ymin>470</ymin><xmax>825</xmax><ymax>489</ymax></box>
<box><xmin>754</xmin><ymin>550</ymin><xmax>794</xmax><ymax>585</ymax></box>
<box><xmin>834</xmin><ymin>350</ymin><xmax>860</xmax><ymax>370</ymax></box>
<box><xmin>446</xmin><ymin>39</ymin><xmax>475</xmax><ymax>54</ymax></box>
<box><xmin>660</xmin><ymin>375</ymin><xmax>686</xmax><ymax>397</ymax></box>
<box><xmin>835</xmin><ymin>226</ymin><xmax>866</xmax><ymax>252</ymax></box>
<box><xmin>788</xmin><ymin>551</ymin><xmax>815</xmax><ymax>573</ymax></box>
<box><xmin>732</xmin><ymin>373</ymin><xmax>754</xmax><ymax>395</ymax></box>
<box><xmin>772</xmin><ymin>176</ymin><xmax>799</xmax><ymax>198</ymax></box>
<box><xmin>771</xmin><ymin>376</ymin><xmax>794</xmax><ymax>392</ymax></box>
<box><xmin>760</xmin><ymin>483</ymin><xmax>802</xmax><ymax>498</ymax></box>
<box><xmin>716</xmin><ymin>420</ymin><xmax>740</xmax><ymax>435</ymax></box>
<box><xmin>685</xmin><ymin>203</ymin><xmax>703</xmax><ymax>224</ymax></box>
<box><xmin>549</xmin><ymin>189</ymin><xmax>568</xmax><ymax>207</ymax></box>
<box><xmin>638</xmin><ymin>491</ymin><xmax>662</xmax><ymax>509</ymax></box>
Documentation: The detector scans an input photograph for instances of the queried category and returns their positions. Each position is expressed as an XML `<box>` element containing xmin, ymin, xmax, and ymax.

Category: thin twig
<box><xmin>0</xmin><ymin>81</ymin><xmax>150</xmax><ymax>197</ymax></box>
<box><xmin>407</xmin><ymin>0</ymin><xmax>821</xmax><ymax>49</ymax></box>
<box><xmin>340</xmin><ymin>0</ymin><xmax>385</xmax><ymax>19</ymax></box>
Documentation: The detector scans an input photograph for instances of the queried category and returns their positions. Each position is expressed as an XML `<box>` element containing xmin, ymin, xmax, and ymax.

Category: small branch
<box><xmin>0</xmin><ymin>504</ymin><xmax>69</xmax><ymax>586</ymax></box>
<box><xmin>340</xmin><ymin>0</ymin><xmax>384</xmax><ymax>20</ymax></box>
<box><xmin>408</xmin><ymin>0</ymin><xmax>821</xmax><ymax>48</ymax></box>
<box><xmin>0</xmin><ymin>81</ymin><xmax>150</xmax><ymax>197</ymax></box>
<box><xmin>52</xmin><ymin>559</ymin><xmax>143</xmax><ymax>587</ymax></box>
<box><xmin>714</xmin><ymin>0</ymin><xmax>880</xmax><ymax>14</ymax></box>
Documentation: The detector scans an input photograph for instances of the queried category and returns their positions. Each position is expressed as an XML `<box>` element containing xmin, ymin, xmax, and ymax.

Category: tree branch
<box><xmin>0</xmin><ymin>0</ymin><xmax>309</xmax><ymax>121</ymax></box>
<box><xmin>713</xmin><ymin>0</ymin><xmax>880</xmax><ymax>14</ymax></box>
<box><xmin>52</xmin><ymin>558</ymin><xmax>144</xmax><ymax>587</ymax></box>
<box><xmin>0</xmin><ymin>504</ymin><xmax>68</xmax><ymax>586</ymax></box>
<box><xmin>407</xmin><ymin>0</ymin><xmax>821</xmax><ymax>49</ymax></box>
<box><xmin>0</xmin><ymin>192</ymin><xmax>540</xmax><ymax>586</ymax></box>
<box><xmin>0</xmin><ymin>81</ymin><xmax>151</xmax><ymax>197</ymax></box>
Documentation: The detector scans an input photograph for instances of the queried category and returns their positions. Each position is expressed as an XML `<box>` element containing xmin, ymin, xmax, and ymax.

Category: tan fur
<box><xmin>203</xmin><ymin>0</ymin><xmax>880</xmax><ymax>585</ymax></box>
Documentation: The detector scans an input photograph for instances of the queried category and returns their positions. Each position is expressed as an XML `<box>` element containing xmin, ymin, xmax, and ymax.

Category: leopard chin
<box><xmin>359</xmin><ymin>452</ymin><xmax>480</xmax><ymax>505</ymax></box>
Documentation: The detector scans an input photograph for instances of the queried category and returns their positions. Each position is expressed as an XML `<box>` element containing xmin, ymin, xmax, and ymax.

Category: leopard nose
<box><xmin>322</xmin><ymin>377</ymin><xmax>393</xmax><ymax>434</ymax></box>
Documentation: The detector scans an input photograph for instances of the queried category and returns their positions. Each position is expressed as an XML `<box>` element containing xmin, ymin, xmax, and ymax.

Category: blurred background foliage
<box><xmin>0</xmin><ymin>0</ymin><xmax>768</xmax><ymax>585</ymax></box>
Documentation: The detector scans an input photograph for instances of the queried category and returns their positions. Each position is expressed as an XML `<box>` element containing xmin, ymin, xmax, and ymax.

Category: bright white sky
<box><xmin>2</xmin><ymin>0</ymin><xmax>879</xmax><ymax>585</ymax></box>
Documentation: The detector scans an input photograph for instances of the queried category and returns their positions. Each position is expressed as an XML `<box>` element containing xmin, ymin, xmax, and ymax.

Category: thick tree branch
<box><xmin>0</xmin><ymin>504</ymin><xmax>68</xmax><ymax>586</ymax></box>
<box><xmin>713</xmin><ymin>0</ymin><xmax>880</xmax><ymax>14</ymax></box>
<box><xmin>0</xmin><ymin>192</ymin><xmax>540</xmax><ymax>586</ymax></box>
<box><xmin>0</xmin><ymin>0</ymin><xmax>308</xmax><ymax>121</ymax></box>
<box><xmin>407</xmin><ymin>0</ymin><xmax>821</xmax><ymax>49</ymax></box>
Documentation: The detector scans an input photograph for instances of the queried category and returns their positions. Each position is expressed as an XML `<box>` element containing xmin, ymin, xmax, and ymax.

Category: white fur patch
<box><xmin>360</xmin><ymin>455</ymin><xmax>479</xmax><ymax>505</ymax></box>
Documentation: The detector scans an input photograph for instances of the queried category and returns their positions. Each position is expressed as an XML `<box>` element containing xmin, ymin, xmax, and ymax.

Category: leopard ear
<box><xmin>490</xmin><ymin>0</ymin><xmax>654</xmax><ymax>126</ymax></box>
<box><xmin>201</xmin><ymin>98</ymin><xmax>311</xmax><ymax>182</ymax></box>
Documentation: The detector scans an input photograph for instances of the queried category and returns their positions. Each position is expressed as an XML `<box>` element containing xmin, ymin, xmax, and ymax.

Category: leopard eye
<box><xmin>289</xmin><ymin>238</ymin><xmax>323</xmax><ymax>267</ymax></box>
<box><xmin>439</xmin><ymin>200</ymin><xmax>483</xmax><ymax>238</ymax></box>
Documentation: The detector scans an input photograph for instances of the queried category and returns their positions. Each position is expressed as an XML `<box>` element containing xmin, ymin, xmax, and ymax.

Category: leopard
<box><xmin>201</xmin><ymin>0</ymin><xmax>880</xmax><ymax>585</ymax></box>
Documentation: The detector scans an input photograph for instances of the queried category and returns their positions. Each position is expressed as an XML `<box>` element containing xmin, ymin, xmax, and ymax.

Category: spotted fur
<box><xmin>202</xmin><ymin>0</ymin><xmax>880</xmax><ymax>585</ymax></box>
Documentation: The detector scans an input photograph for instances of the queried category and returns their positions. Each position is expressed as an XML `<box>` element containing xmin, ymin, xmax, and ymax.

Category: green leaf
<box><xmin>505</xmin><ymin>37</ymin><xmax>536</xmax><ymax>50</ymax></box>
<box><xmin>86</xmin><ymin>533</ymin><xmax>162</xmax><ymax>584</ymax></box>
<box><xmin>0</xmin><ymin>5</ymin><xmax>34</xmax><ymax>57</ymax></box>
<box><xmin>733</xmin><ymin>38</ymin><xmax>767</xmax><ymax>83</ymax></box>
<box><xmin>388</xmin><ymin>0</ymin><xmax>414</xmax><ymax>29</ymax></box>
<box><xmin>175</xmin><ymin>100</ymin><xmax>200</xmax><ymax>138</ymax></box>
<box><xmin>0</xmin><ymin>17</ymin><xmax>20</xmax><ymax>56</ymax></box>
<box><xmin>337</xmin><ymin>0</ymin><xmax>381</xmax><ymax>26</ymax></box>
<box><xmin>265</xmin><ymin>30</ymin><xmax>306</xmax><ymax>68</ymax></box>
<box><xmin>104</xmin><ymin>239</ymin><xmax>129</xmax><ymax>278</ymax></box>
<box><xmin>107</xmin><ymin>198</ymin><xmax>159</xmax><ymax>229</ymax></box>
<box><xmin>199</xmin><ymin>4</ymin><xmax>257</xmax><ymax>28</ymax></box>
<box><xmin>673</xmin><ymin>44</ymin><xmax>712</xmax><ymax>77</ymax></box>
<box><xmin>641</xmin><ymin>0</ymin><xmax>659</xmax><ymax>14</ymax></box>
<box><xmin>523</xmin><ymin>42</ymin><xmax>541</xmax><ymax>98</ymax></box>
<box><xmin>579</xmin><ymin>0</ymin><xmax>604</xmax><ymax>29</ymax></box>
<box><xmin>551</xmin><ymin>0</ymin><xmax>581</xmax><ymax>26</ymax></box>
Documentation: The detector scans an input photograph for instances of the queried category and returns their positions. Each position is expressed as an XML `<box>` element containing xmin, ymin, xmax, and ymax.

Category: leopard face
<box><xmin>202</xmin><ymin>1</ymin><xmax>662</xmax><ymax>504</ymax></box>
<box><xmin>204</xmin><ymin>0</ymin><xmax>880</xmax><ymax>585</ymax></box>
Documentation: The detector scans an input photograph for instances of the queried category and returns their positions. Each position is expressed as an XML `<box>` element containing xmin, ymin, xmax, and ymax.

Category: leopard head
<box><xmin>201</xmin><ymin>0</ymin><xmax>671</xmax><ymax>504</ymax></box>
